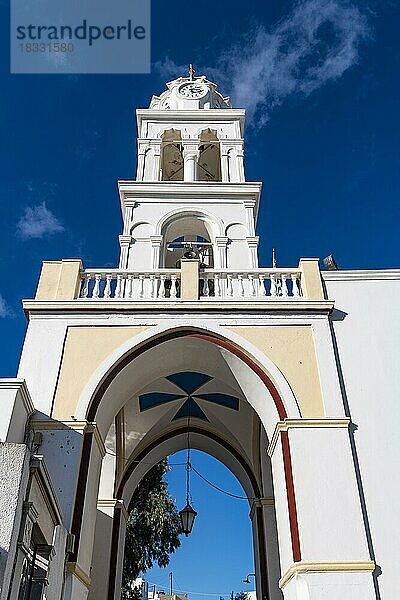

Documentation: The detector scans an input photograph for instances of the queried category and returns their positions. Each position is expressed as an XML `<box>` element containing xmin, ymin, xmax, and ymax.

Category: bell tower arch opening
<box><xmin>160</xmin><ymin>129</ymin><xmax>184</xmax><ymax>181</ymax></box>
<box><xmin>160</xmin><ymin>213</ymin><xmax>215</xmax><ymax>268</ymax></box>
<box><xmin>198</xmin><ymin>128</ymin><xmax>221</xmax><ymax>182</ymax></box>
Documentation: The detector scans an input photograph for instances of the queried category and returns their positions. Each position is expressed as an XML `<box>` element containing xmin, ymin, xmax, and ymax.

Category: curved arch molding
<box><xmin>69</xmin><ymin>329</ymin><xmax>301</xmax><ymax>597</ymax></box>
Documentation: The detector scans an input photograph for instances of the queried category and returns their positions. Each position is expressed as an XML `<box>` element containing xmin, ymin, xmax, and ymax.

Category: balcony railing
<box><xmin>200</xmin><ymin>269</ymin><xmax>301</xmax><ymax>298</ymax></box>
<box><xmin>80</xmin><ymin>268</ymin><xmax>302</xmax><ymax>300</ymax></box>
<box><xmin>81</xmin><ymin>269</ymin><xmax>181</xmax><ymax>300</ymax></box>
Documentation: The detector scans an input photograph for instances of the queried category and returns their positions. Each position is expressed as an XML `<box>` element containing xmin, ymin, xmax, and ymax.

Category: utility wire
<box><xmin>105</xmin><ymin>449</ymin><xmax>255</xmax><ymax>500</ymax></box>
<box><xmin>190</xmin><ymin>463</ymin><xmax>254</xmax><ymax>501</ymax></box>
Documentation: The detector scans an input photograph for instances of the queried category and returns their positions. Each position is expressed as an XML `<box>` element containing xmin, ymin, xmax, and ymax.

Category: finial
<box><xmin>272</xmin><ymin>248</ymin><xmax>277</xmax><ymax>268</ymax></box>
<box><xmin>189</xmin><ymin>64</ymin><xmax>195</xmax><ymax>81</ymax></box>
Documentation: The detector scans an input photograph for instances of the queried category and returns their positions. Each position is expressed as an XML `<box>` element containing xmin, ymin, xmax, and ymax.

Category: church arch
<box><xmin>104</xmin><ymin>427</ymin><xmax>269</xmax><ymax>600</ymax></box>
<box><xmin>70</xmin><ymin>324</ymin><xmax>302</xmax><ymax>600</ymax></box>
<box><xmin>75</xmin><ymin>322</ymin><xmax>301</xmax><ymax>430</ymax></box>
<box><xmin>155</xmin><ymin>207</ymin><xmax>224</xmax><ymax>238</ymax></box>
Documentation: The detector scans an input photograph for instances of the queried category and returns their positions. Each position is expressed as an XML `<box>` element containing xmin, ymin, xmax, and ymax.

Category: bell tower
<box><xmin>0</xmin><ymin>63</ymin><xmax>388</xmax><ymax>600</ymax></box>
<box><xmin>117</xmin><ymin>67</ymin><xmax>261</xmax><ymax>276</ymax></box>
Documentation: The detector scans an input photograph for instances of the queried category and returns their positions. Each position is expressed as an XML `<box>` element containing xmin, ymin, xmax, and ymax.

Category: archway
<box><xmin>68</xmin><ymin>327</ymin><xmax>301</xmax><ymax>600</ymax></box>
<box><xmin>103</xmin><ymin>426</ymin><xmax>273</xmax><ymax>600</ymax></box>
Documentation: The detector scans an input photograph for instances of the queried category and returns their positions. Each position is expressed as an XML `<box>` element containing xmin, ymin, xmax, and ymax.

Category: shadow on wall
<box><xmin>328</xmin><ymin>320</ymin><xmax>382</xmax><ymax>600</ymax></box>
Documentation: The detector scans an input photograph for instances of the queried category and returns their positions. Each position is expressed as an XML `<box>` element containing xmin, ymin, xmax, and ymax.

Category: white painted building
<box><xmin>0</xmin><ymin>70</ymin><xmax>399</xmax><ymax>600</ymax></box>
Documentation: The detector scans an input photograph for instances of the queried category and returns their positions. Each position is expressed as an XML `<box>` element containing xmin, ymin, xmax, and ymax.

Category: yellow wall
<box><xmin>52</xmin><ymin>327</ymin><xmax>148</xmax><ymax>419</ymax></box>
<box><xmin>53</xmin><ymin>323</ymin><xmax>324</xmax><ymax>420</ymax></box>
<box><xmin>224</xmin><ymin>325</ymin><xmax>324</xmax><ymax>417</ymax></box>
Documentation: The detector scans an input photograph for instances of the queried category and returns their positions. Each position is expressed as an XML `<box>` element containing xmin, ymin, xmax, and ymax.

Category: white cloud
<box><xmin>156</xmin><ymin>0</ymin><xmax>370</xmax><ymax>126</ymax></box>
<box><xmin>0</xmin><ymin>294</ymin><xmax>13</xmax><ymax>318</ymax></box>
<box><xmin>17</xmin><ymin>202</ymin><xmax>65</xmax><ymax>239</ymax></box>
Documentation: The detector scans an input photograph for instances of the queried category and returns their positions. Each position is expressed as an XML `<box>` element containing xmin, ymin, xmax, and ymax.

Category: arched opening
<box><xmin>161</xmin><ymin>130</ymin><xmax>184</xmax><ymax>181</ymax></box>
<box><xmin>197</xmin><ymin>129</ymin><xmax>221</xmax><ymax>182</ymax></box>
<box><xmin>160</xmin><ymin>215</ymin><xmax>214</xmax><ymax>269</ymax></box>
<box><xmin>121</xmin><ymin>449</ymin><xmax>256</xmax><ymax>600</ymax></box>
<box><xmin>71</xmin><ymin>327</ymin><xmax>301</xmax><ymax>600</ymax></box>
<box><xmin>103</xmin><ymin>420</ymin><xmax>275</xmax><ymax>600</ymax></box>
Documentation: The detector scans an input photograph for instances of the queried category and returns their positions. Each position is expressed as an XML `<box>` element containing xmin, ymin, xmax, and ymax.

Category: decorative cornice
<box><xmin>118</xmin><ymin>181</ymin><xmax>262</xmax><ymax>211</ymax></box>
<box><xmin>0</xmin><ymin>378</ymin><xmax>35</xmax><ymax>415</ymax></box>
<box><xmin>66</xmin><ymin>562</ymin><xmax>92</xmax><ymax>589</ymax></box>
<box><xmin>30</xmin><ymin>419</ymin><xmax>107</xmax><ymax>458</ymax></box>
<box><xmin>279</xmin><ymin>560</ymin><xmax>375</xmax><ymax>589</ymax></box>
<box><xmin>322</xmin><ymin>269</ymin><xmax>400</xmax><ymax>281</ymax></box>
<box><xmin>136</xmin><ymin>108</ymin><xmax>245</xmax><ymax>132</ymax></box>
<box><xmin>22</xmin><ymin>299</ymin><xmax>335</xmax><ymax>317</ymax></box>
<box><xmin>267</xmin><ymin>419</ymin><xmax>350</xmax><ymax>457</ymax></box>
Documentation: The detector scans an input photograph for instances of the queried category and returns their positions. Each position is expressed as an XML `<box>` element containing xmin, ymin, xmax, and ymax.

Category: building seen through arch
<box><xmin>0</xmin><ymin>69</ymin><xmax>399</xmax><ymax>600</ymax></box>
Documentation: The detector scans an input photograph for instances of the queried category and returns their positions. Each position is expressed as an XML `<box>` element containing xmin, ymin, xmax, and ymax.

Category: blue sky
<box><xmin>146</xmin><ymin>450</ymin><xmax>255</xmax><ymax>600</ymax></box>
<box><xmin>1</xmin><ymin>0</ymin><xmax>399</xmax><ymax>594</ymax></box>
<box><xmin>1</xmin><ymin>0</ymin><xmax>399</xmax><ymax>374</ymax></box>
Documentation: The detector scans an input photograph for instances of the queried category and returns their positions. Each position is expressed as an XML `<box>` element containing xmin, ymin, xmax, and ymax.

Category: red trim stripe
<box><xmin>281</xmin><ymin>431</ymin><xmax>301</xmax><ymax>562</ymax></box>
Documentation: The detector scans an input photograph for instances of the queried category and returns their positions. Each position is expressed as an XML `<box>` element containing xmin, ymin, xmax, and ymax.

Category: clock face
<box><xmin>178</xmin><ymin>82</ymin><xmax>207</xmax><ymax>99</ymax></box>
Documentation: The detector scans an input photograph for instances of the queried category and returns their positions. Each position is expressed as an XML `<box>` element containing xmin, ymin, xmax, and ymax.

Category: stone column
<box><xmin>183</xmin><ymin>143</ymin><xmax>199</xmax><ymax>181</ymax></box>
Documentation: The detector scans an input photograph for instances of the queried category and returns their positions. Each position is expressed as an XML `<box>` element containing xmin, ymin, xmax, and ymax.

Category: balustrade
<box><xmin>81</xmin><ymin>269</ymin><xmax>181</xmax><ymax>300</ymax></box>
<box><xmin>199</xmin><ymin>269</ymin><xmax>301</xmax><ymax>299</ymax></box>
<box><xmin>80</xmin><ymin>268</ymin><xmax>301</xmax><ymax>300</ymax></box>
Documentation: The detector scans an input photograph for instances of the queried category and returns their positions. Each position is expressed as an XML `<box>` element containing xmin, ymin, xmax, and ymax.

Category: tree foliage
<box><xmin>122</xmin><ymin>460</ymin><xmax>182</xmax><ymax>596</ymax></box>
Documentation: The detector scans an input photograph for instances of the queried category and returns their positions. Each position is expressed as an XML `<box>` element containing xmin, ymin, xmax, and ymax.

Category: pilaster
<box><xmin>246</xmin><ymin>236</ymin><xmax>260</xmax><ymax>268</ymax></box>
<box><xmin>118</xmin><ymin>235</ymin><xmax>132</xmax><ymax>269</ymax></box>
<box><xmin>150</xmin><ymin>235</ymin><xmax>163</xmax><ymax>268</ymax></box>
<box><xmin>215</xmin><ymin>236</ymin><xmax>229</xmax><ymax>268</ymax></box>
<box><xmin>182</xmin><ymin>142</ymin><xmax>199</xmax><ymax>181</ymax></box>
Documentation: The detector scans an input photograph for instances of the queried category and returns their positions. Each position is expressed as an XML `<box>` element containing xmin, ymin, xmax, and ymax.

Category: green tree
<box><xmin>122</xmin><ymin>460</ymin><xmax>182</xmax><ymax>598</ymax></box>
<box><xmin>234</xmin><ymin>592</ymin><xmax>248</xmax><ymax>600</ymax></box>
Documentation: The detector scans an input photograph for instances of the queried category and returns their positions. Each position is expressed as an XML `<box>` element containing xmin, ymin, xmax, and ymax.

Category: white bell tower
<box><xmin>117</xmin><ymin>66</ymin><xmax>261</xmax><ymax>275</ymax></box>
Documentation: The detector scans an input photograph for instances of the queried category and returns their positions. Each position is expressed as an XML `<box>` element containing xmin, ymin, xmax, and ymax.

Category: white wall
<box><xmin>323</xmin><ymin>271</ymin><xmax>400</xmax><ymax>599</ymax></box>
